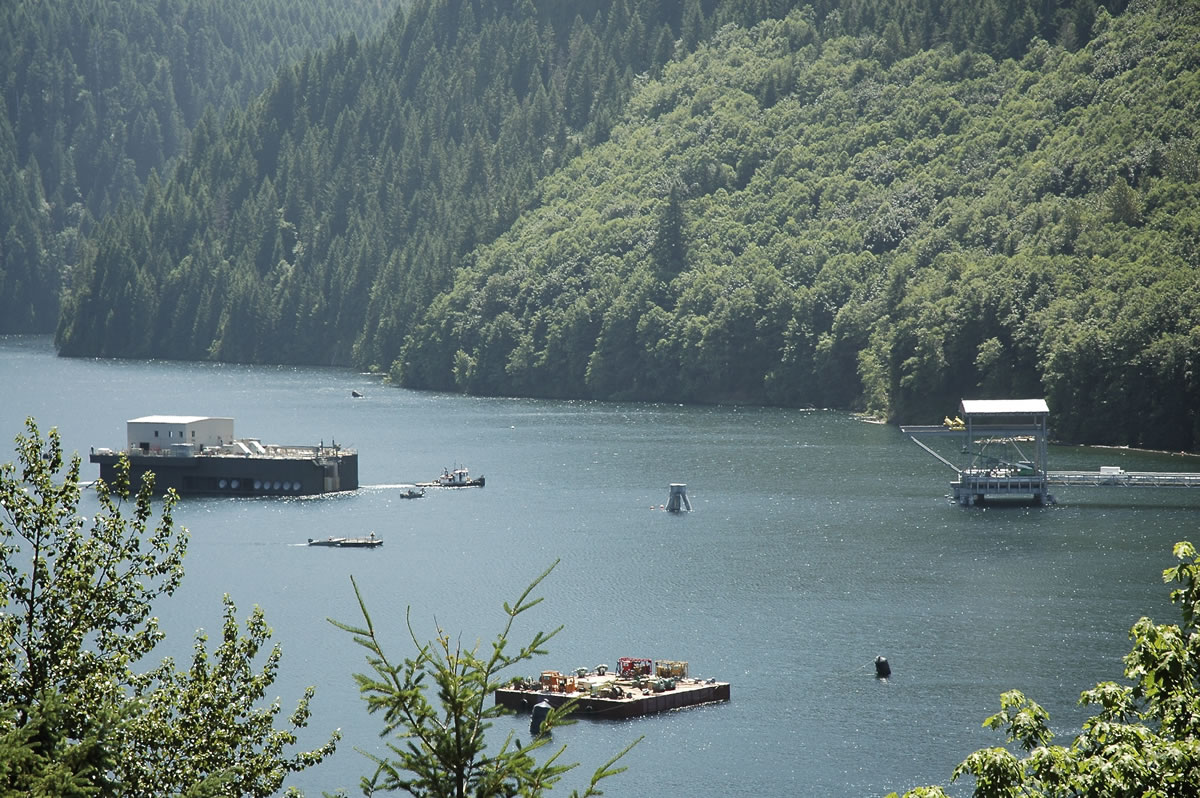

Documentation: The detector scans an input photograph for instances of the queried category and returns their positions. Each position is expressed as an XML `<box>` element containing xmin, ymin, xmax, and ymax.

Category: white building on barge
<box><xmin>90</xmin><ymin>416</ymin><xmax>357</xmax><ymax>497</ymax></box>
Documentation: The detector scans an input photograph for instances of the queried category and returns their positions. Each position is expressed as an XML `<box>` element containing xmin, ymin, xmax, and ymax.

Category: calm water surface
<box><xmin>3</xmin><ymin>335</ymin><xmax>1198</xmax><ymax>796</ymax></box>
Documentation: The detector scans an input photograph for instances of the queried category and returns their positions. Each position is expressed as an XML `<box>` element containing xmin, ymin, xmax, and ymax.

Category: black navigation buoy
<box><xmin>874</xmin><ymin>655</ymin><xmax>891</xmax><ymax>679</ymax></box>
<box><xmin>530</xmin><ymin>700</ymin><xmax>552</xmax><ymax>735</ymax></box>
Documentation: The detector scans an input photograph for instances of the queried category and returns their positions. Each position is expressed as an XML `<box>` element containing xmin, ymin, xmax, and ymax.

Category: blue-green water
<box><xmin>3</xmin><ymin>335</ymin><xmax>1198</xmax><ymax>796</ymax></box>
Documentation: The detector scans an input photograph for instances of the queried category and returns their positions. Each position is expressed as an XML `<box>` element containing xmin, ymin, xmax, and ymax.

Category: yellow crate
<box><xmin>655</xmin><ymin>660</ymin><xmax>688</xmax><ymax>679</ymax></box>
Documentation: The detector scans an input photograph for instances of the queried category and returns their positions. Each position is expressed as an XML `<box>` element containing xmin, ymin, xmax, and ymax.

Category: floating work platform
<box><xmin>495</xmin><ymin>659</ymin><xmax>729</xmax><ymax>720</ymax></box>
<box><xmin>902</xmin><ymin>399</ymin><xmax>1200</xmax><ymax>505</ymax></box>
<box><xmin>902</xmin><ymin>399</ymin><xmax>1054</xmax><ymax>506</ymax></box>
<box><xmin>951</xmin><ymin>470</ymin><xmax>1051</xmax><ymax>506</ymax></box>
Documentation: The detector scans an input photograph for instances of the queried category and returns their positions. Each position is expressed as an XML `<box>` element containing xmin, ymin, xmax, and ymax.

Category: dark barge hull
<box><xmin>494</xmin><ymin>680</ymin><xmax>730</xmax><ymax>720</ymax></box>
<box><xmin>89</xmin><ymin>450</ymin><xmax>358</xmax><ymax>497</ymax></box>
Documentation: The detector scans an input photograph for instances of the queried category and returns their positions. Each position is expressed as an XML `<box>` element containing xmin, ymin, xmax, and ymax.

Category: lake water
<box><xmin>2</xmin><ymin>334</ymin><xmax>1199</xmax><ymax>796</ymax></box>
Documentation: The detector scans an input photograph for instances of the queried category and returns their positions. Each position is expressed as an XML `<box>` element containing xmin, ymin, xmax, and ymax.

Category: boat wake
<box><xmin>358</xmin><ymin>483</ymin><xmax>427</xmax><ymax>497</ymax></box>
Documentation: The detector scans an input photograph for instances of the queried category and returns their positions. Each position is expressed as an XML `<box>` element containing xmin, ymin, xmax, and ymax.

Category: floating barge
<box><xmin>494</xmin><ymin>658</ymin><xmax>729</xmax><ymax>720</ymax></box>
<box><xmin>90</xmin><ymin>416</ymin><xmax>357</xmax><ymax>497</ymax></box>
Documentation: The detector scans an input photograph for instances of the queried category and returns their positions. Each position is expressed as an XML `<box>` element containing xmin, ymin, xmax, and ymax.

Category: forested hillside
<box><xmin>0</xmin><ymin>0</ymin><xmax>396</xmax><ymax>333</ymax></box>
<box><xmin>53</xmin><ymin>0</ymin><xmax>1197</xmax><ymax>450</ymax></box>
<box><xmin>397</xmin><ymin>0</ymin><xmax>1199</xmax><ymax>450</ymax></box>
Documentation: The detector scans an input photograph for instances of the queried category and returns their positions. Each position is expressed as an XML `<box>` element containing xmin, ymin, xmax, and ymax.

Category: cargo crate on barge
<box><xmin>89</xmin><ymin>415</ymin><xmax>357</xmax><ymax>497</ymax></box>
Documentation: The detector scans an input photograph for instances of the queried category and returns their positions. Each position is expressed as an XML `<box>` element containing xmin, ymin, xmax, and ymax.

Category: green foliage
<box><xmin>0</xmin><ymin>418</ymin><xmax>337</xmax><ymax>796</ymax></box>
<box><xmin>117</xmin><ymin>595</ymin><xmax>338</xmax><ymax>797</ymax></box>
<box><xmin>0</xmin><ymin>0</ymin><xmax>395</xmax><ymax>334</ymax></box>
<box><xmin>0</xmin><ymin>689</ymin><xmax>119</xmax><ymax>798</ymax></box>
<box><xmin>330</xmin><ymin>561</ymin><xmax>639</xmax><ymax>797</ymax></box>
<box><xmin>889</xmin><ymin>541</ymin><xmax>1200</xmax><ymax>797</ymax></box>
<box><xmin>393</xmin><ymin>0</ymin><xmax>1198</xmax><ymax>448</ymax></box>
<box><xmin>48</xmin><ymin>0</ymin><xmax>1193</xmax><ymax>448</ymax></box>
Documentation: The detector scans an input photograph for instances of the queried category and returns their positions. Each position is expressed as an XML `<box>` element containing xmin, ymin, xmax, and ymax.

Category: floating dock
<box><xmin>1048</xmin><ymin>470</ymin><xmax>1200</xmax><ymax>489</ymax></box>
<box><xmin>495</xmin><ymin>659</ymin><xmax>729</xmax><ymax>720</ymax></box>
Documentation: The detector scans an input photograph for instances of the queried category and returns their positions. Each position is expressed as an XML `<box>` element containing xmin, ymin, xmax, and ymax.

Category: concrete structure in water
<box><xmin>666</xmin><ymin>483</ymin><xmax>692</xmax><ymax>512</ymax></box>
<box><xmin>902</xmin><ymin>399</ymin><xmax>1200</xmax><ymax>506</ymax></box>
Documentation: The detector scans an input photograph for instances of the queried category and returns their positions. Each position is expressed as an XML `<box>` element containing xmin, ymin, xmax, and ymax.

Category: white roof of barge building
<box><xmin>128</xmin><ymin>415</ymin><xmax>231</xmax><ymax>424</ymax></box>
<box><xmin>959</xmin><ymin>399</ymin><xmax>1049</xmax><ymax>416</ymax></box>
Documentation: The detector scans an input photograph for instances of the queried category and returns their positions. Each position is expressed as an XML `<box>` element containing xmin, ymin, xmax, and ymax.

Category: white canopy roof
<box><xmin>959</xmin><ymin>399</ymin><xmax>1049</xmax><ymax>416</ymax></box>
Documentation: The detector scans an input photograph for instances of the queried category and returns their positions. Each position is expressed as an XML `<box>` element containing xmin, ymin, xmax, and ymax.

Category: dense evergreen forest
<box><xmin>45</xmin><ymin>0</ymin><xmax>1200</xmax><ymax>450</ymax></box>
<box><xmin>0</xmin><ymin>0</ymin><xmax>396</xmax><ymax>333</ymax></box>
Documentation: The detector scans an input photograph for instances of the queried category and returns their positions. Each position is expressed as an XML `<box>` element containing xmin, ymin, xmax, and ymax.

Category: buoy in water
<box><xmin>874</xmin><ymin>655</ymin><xmax>891</xmax><ymax>678</ymax></box>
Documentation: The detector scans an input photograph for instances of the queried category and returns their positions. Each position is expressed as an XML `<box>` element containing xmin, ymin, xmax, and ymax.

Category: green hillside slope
<box><xmin>396</xmin><ymin>0</ymin><xmax>1199</xmax><ymax>449</ymax></box>
<box><xmin>54</xmin><ymin>0</ymin><xmax>1114</xmax><ymax>365</ymax></box>
<box><xmin>51</xmin><ymin>0</ymin><xmax>1191</xmax><ymax>450</ymax></box>
<box><xmin>0</xmin><ymin>0</ymin><xmax>396</xmax><ymax>333</ymax></box>
<box><xmin>55</xmin><ymin>0</ymin><xmax>667</xmax><ymax>367</ymax></box>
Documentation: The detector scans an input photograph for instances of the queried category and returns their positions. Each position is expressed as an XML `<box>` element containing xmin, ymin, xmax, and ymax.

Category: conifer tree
<box><xmin>330</xmin><ymin>561</ymin><xmax>639</xmax><ymax>797</ymax></box>
<box><xmin>651</xmin><ymin>180</ymin><xmax>687</xmax><ymax>281</ymax></box>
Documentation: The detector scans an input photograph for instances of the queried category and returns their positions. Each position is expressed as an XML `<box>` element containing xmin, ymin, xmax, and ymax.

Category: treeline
<box><xmin>51</xmin><ymin>0</ymin><xmax>1191</xmax><ymax>450</ymax></box>
<box><xmin>0</xmin><ymin>0</ymin><xmax>395</xmax><ymax>333</ymax></box>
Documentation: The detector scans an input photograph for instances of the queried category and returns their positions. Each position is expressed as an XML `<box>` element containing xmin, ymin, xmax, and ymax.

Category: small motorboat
<box><xmin>308</xmin><ymin>533</ymin><xmax>382</xmax><ymax>548</ymax></box>
<box><xmin>398</xmin><ymin>484</ymin><xmax>425</xmax><ymax>498</ymax></box>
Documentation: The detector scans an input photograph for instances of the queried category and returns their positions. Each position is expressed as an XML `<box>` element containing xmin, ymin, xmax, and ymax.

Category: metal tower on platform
<box><xmin>902</xmin><ymin>399</ymin><xmax>1052</xmax><ymax>506</ymax></box>
<box><xmin>904</xmin><ymin>398</ymin><xmax>1200</xmax><ymax>504</ymax></box>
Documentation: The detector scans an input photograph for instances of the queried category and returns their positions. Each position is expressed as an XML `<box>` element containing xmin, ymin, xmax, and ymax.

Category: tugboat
<box><xmin>438</xmin><ymin>466</ymin><xmax>485</xmax><ymax>487</ymax></box>
<box><xmin>418</xmin><ymin>466</ymin><xmax>485</xmax><ymax>488</ymax></box>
